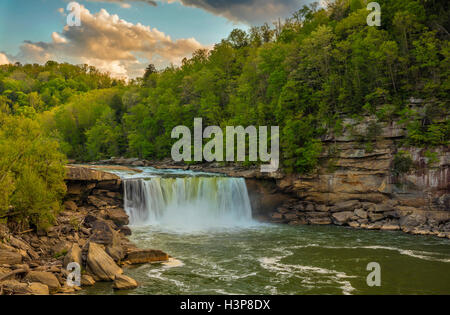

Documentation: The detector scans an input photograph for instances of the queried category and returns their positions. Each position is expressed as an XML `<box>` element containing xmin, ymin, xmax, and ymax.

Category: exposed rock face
<box><xmin>259</xmin><ymin>116</ymin><xmax>449</xmax><ymax>238</ymax></box>
<box><xmin>113</xmin><ymin>274</ymin><xmax>138</xmax><ymax>290</ymax></box>
<box><xmin>86</xmin><ymin>242</ymin><xmax>123</xmax><ymax>281</ymax></box>
<box><xmin>66</xmin><ymin>165</ymin><xmax>120</xmax><ymax>181</ymax></box>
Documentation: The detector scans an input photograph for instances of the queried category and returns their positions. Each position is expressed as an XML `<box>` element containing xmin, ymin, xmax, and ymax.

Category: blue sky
<box><xmin>0</xmin><ymin>0</ymin><xmax>312</xmax><ymax>78</ymax></box>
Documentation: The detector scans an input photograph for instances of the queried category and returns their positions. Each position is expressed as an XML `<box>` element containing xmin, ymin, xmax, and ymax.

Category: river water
<box><xmin>82</xmin><ymin>167</ymin><xmax>450</xmax><ymax>295</ymax></box>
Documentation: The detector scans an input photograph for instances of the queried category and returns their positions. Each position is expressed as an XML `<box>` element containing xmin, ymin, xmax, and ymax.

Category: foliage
<box><xmin>0</xmin><ymin>114</ymin><xmax>66</xmax><ymax>230</ymax></box>
<box><xmin>392</xmin><ymin>150</ymin><xmax>414</xmax><ymax>175</ymax></box>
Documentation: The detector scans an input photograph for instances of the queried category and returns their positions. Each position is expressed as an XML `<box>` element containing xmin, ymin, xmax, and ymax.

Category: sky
<box><xmin>0</xmin><ymin>0</ymin><xmax>315</xmax><ymax>79</ymax></box>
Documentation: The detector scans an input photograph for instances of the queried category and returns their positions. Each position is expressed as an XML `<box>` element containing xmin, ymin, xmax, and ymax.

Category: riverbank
<box><xmin>0</xmin><ymin>165</ymin><xmax>168</xmax><ymax>295</ymax></box>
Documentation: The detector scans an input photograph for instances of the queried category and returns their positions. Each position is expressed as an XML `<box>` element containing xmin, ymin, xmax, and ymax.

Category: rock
<box><xmin>348</xmin><ymin>221</ymin><xmax>360</xmax><ymax>228</ymax></box>
<box><xmin>125</xmin><ymin>249</ymin><xmax>169</xmax><ymax>264</ymax></box>
<box><xmin>131</xmin><ymin>160</ymin><xmax>145</xmax><ymax>167</ymax></box>
<box><xmin>106</xmin><ymin>244</ymin><xmax>125</xmax><ymax>262</ymax></box>
<box><xmin>330</xmin><ymin>200</ymin><xmax>360</xmax><ymax>212</ymax></box>
<box><xmin>28</xmin><ymin>282</ymin><xmax>50</xmax><ymax>295</ymax></box>
<box><xmin>113</xmin><ymin>274</ymin><xmax>138</xmax><ymax>290</ymax></box>
<box><xmin>65</xmin><ymin>165</ymin><xmax>120</xmax><ymax>181</ymax></box>
<box><xmin>399</xmin><ymin>214</ymin><xmax>427</xmax><ymax>228</ymax></box>
<box><xmin>81</xmin><ymin>274</ymin><xmax>96</xmax><ymax>286</ymax></box>
<box><xmin>106</xmin><ymin>208</ymin><xmax>129</xmax><ymax>227</ymax></box>
<box><xmin>380</xmin><ymin>223</ymin><xmax>400</xmax><ymax>231</ymax></box>
<box><xmin>354</xmin><ymin>209</ymin><xmax>368</xmax><ymax>219</ymax></box>
<box><xmin>308</xmin><ymin>217</ymin><xmax>332</xmax><ymax>225</ymax></box>
<box><xmin>0</xmin><ymin>280</ymin><xmax>32</xmax><ymax>295</ymax></box>
<box><xmin>86</xmin><ymin>242</ymin><xmax>123</xmax><ymax>281</ymax></box>
<box><xmin>9</xmin><ymin>236</ymin><xmax>31</xmax><ymax>251</ymax></box>
<box><xmin>0</xmin><ymin>250</ymin><xmax>22</xmax><ymax>265</ymax></box>
<box><xmin>271</xmin><ymin>213</ymin><xmax>283</xmax><ymax>220</ymax></box>
<box><xmin>63</xmin><ymin>244</ymin><xmax>82</xmax><ymax>268</ymax></box>
<box><xmin>331</xmin><ymin>211</ymin><xmax>354</xmax><ymax>225</ymax></box>
<box><xmin>52</xmin><ymin>241</ymin><xmax>72</xmax><ymax>257</ymax></box>
<box><xmin>367</xmin><ymin>222</ymin><xmax>383</xmax><ymax>230</ymax></box>
<box><xmin>368</xmin><ymin>212</ymin><xmax>385</xmax><ymax>222</ymax></box>
<box><xmin>315</xmin><ymin>204</ymin><xmax>329</xmax><ymax>212</ymax></box>
<box><xmin>89</xmin><ymin>219</ymin><xmax>118</xmax><ymax>246</ymax></box>
<box><xmin>88</xmin><ymin>195</ymin><xmax>108</xmax><ymax>209</ymax></box>
<box><xmin>119</xmin><ymin>226</ymin><xmax>132</xmax><ymax>236</ymax></box>
<box><xmin>374</xmin><ymin>203</ymin><xmax>394</xmax><ymax>212</ymax></box>
<box><xmin>24</xmin><ymin>271</ymin><xmax>61</xmax><ymax>293</ymax></box>
<box><xmin>64</xmin><ymin>200</ymin><xmax>78</xmax><ymax>211</ymax></box>
<box><xmin>283</xmin><ymin>213</ymin><xmax>298</xmax><ymax>220</ymax></box>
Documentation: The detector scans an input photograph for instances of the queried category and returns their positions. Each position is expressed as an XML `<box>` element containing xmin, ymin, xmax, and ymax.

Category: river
<box><xmin>81</xmin><ymin>167</ymin><xmax>450</xmax><ymax>295</ymax></box>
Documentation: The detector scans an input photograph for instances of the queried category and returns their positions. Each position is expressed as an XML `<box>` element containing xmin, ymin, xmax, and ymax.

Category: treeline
<box><xmin>38</xmin><ymin>0</ymin><xmax>448</xmax><ymax>172</ymax></box>
<box><xmin>0</xmin><ymin>0</ymin><xmax>449</xmax><ymax>229</ymax></box>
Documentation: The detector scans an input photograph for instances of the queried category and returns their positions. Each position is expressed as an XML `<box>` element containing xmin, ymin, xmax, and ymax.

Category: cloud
<box><xmin>13</xmin><ymin>6</ymin><xmax>204</xmax><ymax>79</ymax></box>
<box><xmin>0</xmin><ymin>53</ymin><xmax>10</xmax><ymax>65</ymax></box>
<box><xmin>175</xmin><ymin>0</ymin><xmax>316</xmax><ymax>24</ymax></box>
<box><xmin>93</xmin><ymin>0</ymin><xmax>316</xmax><ymax>24</ymax></box>
<box><xmin>86</xmin><ymin>0</ymin><xmax>158</xmax><ymax>8</ymax></box>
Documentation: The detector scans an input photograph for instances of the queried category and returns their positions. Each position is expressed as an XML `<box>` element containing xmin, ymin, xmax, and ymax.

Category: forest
<box><xmin>0</xmin><ymin>0</ymin><xmax>448</xmax><ymax>229</ymax></box>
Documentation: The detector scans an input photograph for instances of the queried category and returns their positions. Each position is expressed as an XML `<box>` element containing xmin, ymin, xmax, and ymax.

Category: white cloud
<box><xmin>13</xmin><ymin>6</ymin><xmax>205</xmax><ymax>79</ymax></box>
<box><xmin>0</xmin><ymin>53</ymin><xmax>10</xmax><ymax>65</ymax></box>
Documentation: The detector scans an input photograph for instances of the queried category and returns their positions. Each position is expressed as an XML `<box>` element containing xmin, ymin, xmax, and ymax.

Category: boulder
<box><xmin>113</xmin><ymin>274</ymin><xmax>138</xmax><ymax>290</ymax></box>
<box><xmin>380</xmin><ymin>223</ymin><xmax>400</xmax><ymax>231</ymax></box>
<box><xmin>0</xmin><ymin>250</ymin><xmax>22</xmax><ymax>265</ymax></box>
<box><xmin>374</xmin><ymin>203</ymin><xmax>394</xmax><ymax>212</ymax></box>
<box><xmin>125</xmin><ymin>249</ymin><xmax>169</xmax><ymax>264</ymax></box>
<box><xmin>0</xmin><ymin>280</ymin><xmax>32</xmax><ymax>295</ymax></box>
<box><xmin>28</xmin><ymin>282</ymin><xmax>50</xmax><ymax>295</ymax></box>
<box><xmin>63</xmin><ymin>244</ymin><xmax>82</xmax><ymax>268</ymax></box>
<box><xmin>88</xmin><ymin>195</ymin><xmax>108</xmax><ymax>209</ymax></box>
<box><xmin>119</xmin><ymin>226</ymin><xmax>132</xmax><ymax>236</ymax></box>
<box><xmin>106</xmin><ymin>208</ymin><xmax>129</xmax><ymax>227</ymax></box>
<box><xmin>330</xmin><ymin>200</ymin><xmax>360</xmax><ymax>212</ymax></box>
<box><xmin>308</xmin><ymin>217</ymin><xmax>332</xmax><ymax>225</ymax></box>
<box><xmin>106</xmin><ymin>244</ymin><xmax>125</xmax><ymax>262</ymax></box>
<box><xmin>24</xmin><ymin>271</ymin><xmax>61</xmax><ymax>293</ymax></box>
<box><xmin>354</xmin><ymin>209</ymin><xmax>368</xmax><ymax>219</ymax></box>
<box><xmin>89</xmin><ymin>219</ymin><xmax>119</xmax><ymax>246</ymax></box>
<box><xmin>399</xmin><ymin>214</ymin><xmax>427</xmax><ymax>228</ymax></box>
<box><xmin>368</xmin><ymin>212</ymin><xmax>386</xmax><ymax>222</ymax></box>
<box><xmin>64</xmin><ymin>200</ymin><xmax>78</xmax><ymax>211</ymax></box>
<box><xmin>331</xmin><ymin>211</ymin><xmax>354</xmax><ymax>225</ymax></box>
<box><xmin>52</xmin><ymin>241</ymin><xmax>72</xmax><ymax>257</ymax></box>
<box><xmin>81</xmin><ymin>274</ymin><xmax>96</xmax><ymax>286</ymax></box>
<box><xmin>86</xmin><ymin>242</ymin><xmax>123</xmax><ymax>281</ymax></box>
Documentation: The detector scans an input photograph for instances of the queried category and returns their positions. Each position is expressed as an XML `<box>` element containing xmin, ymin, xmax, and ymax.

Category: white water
<box><xmin>123</xmin><ymin>174</ymin><xmax>255</xmax><ymax>232</ymax></box>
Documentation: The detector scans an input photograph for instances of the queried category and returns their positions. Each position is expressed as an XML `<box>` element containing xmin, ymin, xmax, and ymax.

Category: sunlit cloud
<box><xmin>12</xmin><ymin>6</ymin><xmax>205</xmax><ymax>79</ymax></box>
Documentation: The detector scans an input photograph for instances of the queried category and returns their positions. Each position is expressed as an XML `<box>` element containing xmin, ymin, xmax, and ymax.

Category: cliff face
<box><xmin>269</xmin><ymin>116</ymin><xmax>449</xmax><ymax>238</ymax></box>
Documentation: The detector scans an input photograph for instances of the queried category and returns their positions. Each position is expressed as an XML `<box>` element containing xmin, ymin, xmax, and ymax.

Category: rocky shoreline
<box><xmin>0</xmin><ymin>165</ymin><xmax>169</xmax><ymax>295</ymax></box>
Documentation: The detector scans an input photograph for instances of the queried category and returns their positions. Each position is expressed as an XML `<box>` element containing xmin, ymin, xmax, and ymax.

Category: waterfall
<box><xmin>124</xmin><ymin>177</ymin><xmax>254</xmax><ymax>231</ymax></box>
